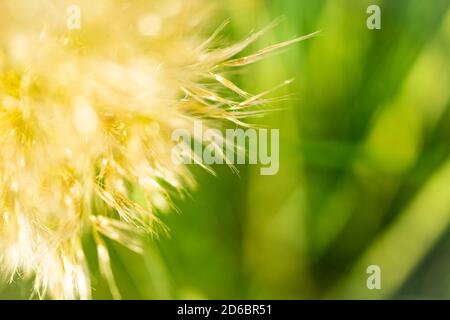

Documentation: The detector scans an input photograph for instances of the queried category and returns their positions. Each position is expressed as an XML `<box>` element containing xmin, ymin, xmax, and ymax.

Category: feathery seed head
<box><xmin>0</xmin><ymin>0</ymin><xmax>315</xmax><ymax>299</ymax></box>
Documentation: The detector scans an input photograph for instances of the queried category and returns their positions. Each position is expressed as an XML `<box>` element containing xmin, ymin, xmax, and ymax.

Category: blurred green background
<box><xmin>2</xmin><ymin>0</ymin><xmax>450</xmax><ymax>299</ymax></box>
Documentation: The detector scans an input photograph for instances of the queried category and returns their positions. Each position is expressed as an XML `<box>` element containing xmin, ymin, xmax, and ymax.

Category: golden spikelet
<box><xmin>0</xmin><ymin>0</ymin><xmax>316</xmax><ymax>299</ymax></box>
